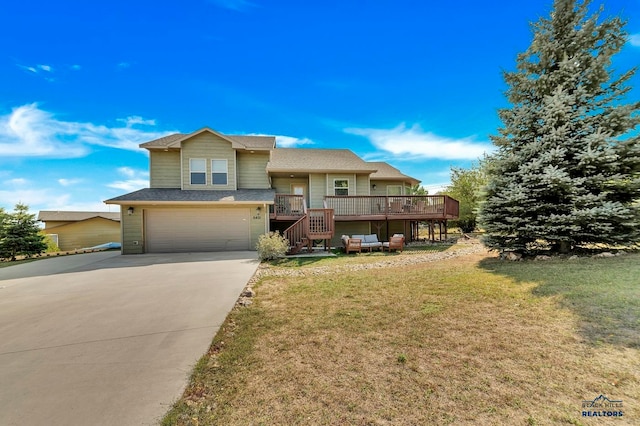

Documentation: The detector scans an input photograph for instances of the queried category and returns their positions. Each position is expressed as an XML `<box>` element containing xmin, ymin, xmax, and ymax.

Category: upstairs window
<box><xmin>212</xmin><ymin>159</ymin><xmax>228</xmax><ymax>185</ymax></box>
<box><xmin>190</xmin><ymin>159</ymin><xmax>206</xmax><ymax>185</ymax></box>
<box><xmin>334</xmin><ymin>179</ymin><xmax>349</xmax><ymax>196</ymax></box>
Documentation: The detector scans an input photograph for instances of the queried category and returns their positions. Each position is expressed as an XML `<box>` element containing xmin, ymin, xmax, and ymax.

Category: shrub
<box><xmin>41</xmin><ymin>232</ymin><xmax>60</xmax><ymax>253</ymax></box>
<box><xmin>256</xmin><ymin>232</ymin><xmax>289</xmax><ymax>261</ymax></box>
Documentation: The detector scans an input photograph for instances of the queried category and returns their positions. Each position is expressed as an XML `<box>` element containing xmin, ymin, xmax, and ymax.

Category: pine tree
<box><xmin>479</xmin><ymin>0</ymin><xmax>640</xmax><ymax>254</ymax></box>
<box><xmin>0</xmin><ymin>203</ymin><xmax>47</xmax><ymax>261</ymax></box>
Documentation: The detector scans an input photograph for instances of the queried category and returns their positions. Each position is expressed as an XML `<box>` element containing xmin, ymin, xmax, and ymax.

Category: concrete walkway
<box><xmin>0</xmin><ymin>251</ymin><xmax>259</xmax><ymax>426</ymax></box>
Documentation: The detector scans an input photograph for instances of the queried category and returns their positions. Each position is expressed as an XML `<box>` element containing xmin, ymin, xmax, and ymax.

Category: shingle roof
<box><xmin>38</xmin><ymin>211</ymin><xmax>121</xmax><ymax>222</ymax></box>
<box><xmin>227</xmin><ymin>135</ymin><xmax>275</xmax><ymax>149</ymax></box>
<box><xmin>368</xmin><ymin>162</ymin><xmax>420</xmax><ymax>184</ymax></box>
<box><xmin>139</xmin><ymin>133</ymin><xmax>186</xmax><ymax>148</ymax></box>
<box><xmin>140</xmin><ymin>128</ymin><xmax>275</xmax><ymax>150</ymax></box>
<box><xmin>267</xmin><ymin>148</ymin><xmax>378</xmax><ymax>173</ymax></box>
<box><xmin>105</xmin><ymin>188</ymin><xmax>276</xmax><ymax>204</ymax></box>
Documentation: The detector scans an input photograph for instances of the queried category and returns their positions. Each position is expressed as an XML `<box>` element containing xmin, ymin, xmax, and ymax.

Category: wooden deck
<box><xmin>271</xmin><ymin>195</ymin><xmax>459</xmax><ymax>222</ymax></box>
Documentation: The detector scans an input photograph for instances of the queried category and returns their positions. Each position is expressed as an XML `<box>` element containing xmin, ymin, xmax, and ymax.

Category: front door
<box><xmin>291</xmin><ymin>184</ymin><xmax>306</xmax><ymax>213</ymax></box>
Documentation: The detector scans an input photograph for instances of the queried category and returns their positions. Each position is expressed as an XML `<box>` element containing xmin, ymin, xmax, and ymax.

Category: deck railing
<box><xmin>324</xmin><ymin>195</ymin><xmax>459</xmax><ymax>219</ymax></box>
<box><xmin>272</xmin><ymin>194</ymin><xmax>306</xmax><ymax>218</ymax></box>
<box><xmin>307</xmin><ymin>208</ymin><xmax>335</xmax><ymax>238</ymax></box>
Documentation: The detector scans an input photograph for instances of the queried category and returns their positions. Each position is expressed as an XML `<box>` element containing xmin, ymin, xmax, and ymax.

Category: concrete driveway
<box><xmin>0</xmin><ymin>251</ymin><xmax>259</xmax><ymax>426</ymax></box>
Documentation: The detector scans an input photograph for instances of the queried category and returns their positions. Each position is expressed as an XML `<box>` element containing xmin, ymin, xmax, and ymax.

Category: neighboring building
<box><xmin>38</xmin><ymin>211</ymin><xmax>121</xmax><ymax>251</ymax></box>
<box><xmin>105</xmin><ymin>127</ymin><xmax>459</xmax><ymax>254</ymax></box>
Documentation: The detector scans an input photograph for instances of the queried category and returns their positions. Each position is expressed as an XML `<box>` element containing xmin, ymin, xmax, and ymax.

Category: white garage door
<box><xmin>145</xmin><ymin>208</ymin><xmax>251</xmax><ymax>252</ymax></box>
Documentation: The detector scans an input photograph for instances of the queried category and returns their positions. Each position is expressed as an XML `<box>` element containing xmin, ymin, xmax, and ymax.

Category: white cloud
<box><xmin>117</xmin><ymin>62</ymin><xmax>131</xmax><ymax>69</ymax></box>
<box><xmin>346</xmin><ymin>123</ymin><xmax>493</xmax><ymax>161</ymax></box>
<box><xmin>0</xmin><ymin>104</ymin><xmax>175</xmax><ymax>158</ymax></box>
<box><xmin>70</xmin><ymin>64</ymin><xmax>81</xmax><ymax>71</ymax></box>
<box><xmin>118</xmin><ymin>116</ymin><xmax>157</xmax><ymax>127</ymax></box>
<box><xmin>274</xmin><ymin>135</ymin><xmax>314</xmax><ymax>147</ymax></box>
<box><xmin>5</xmin><ymin>178</ymin><xmax>29</xmax><ymax>186</ymax></box>
<box><xmin>245</xmin><ymin>133</ymin><xmax>314</xmax><ymax>147</ymax></box>
<box><xmin>116</xmin><ymin>167</ymin><xmax>139</xmax><ymax>178</ymax></box>
<box><xmin>107</xmin><ymin>180</ymin><xmax>148</xmax><ymax>192</ymax></box>
<box><xmin>0</xmin><ymin>188</ymin><xmax>72</xmax><ymax>212</ymax></box>
<box><xmin>107</xmin><ymin>168</ymin><xmax>149</xmax><ymax>192</ymax></box>
<box><xmin>58</xmin><ymin>178</ymin><xmax>83</xmax><ymax>186</ymax></box>
<box><xmin>16</xmin><ymin>64</ymin><xmax>55</xmax><ymax>81</ymax></box>
<box><xmin>18</xmin><ymin>64</ymin><xmax>37</xmax><ymax>73</ymax></box>
<box><xmin>630</xmin><ymin>34</ymin><xmax>640</xmax><ymax>47</ymax></box>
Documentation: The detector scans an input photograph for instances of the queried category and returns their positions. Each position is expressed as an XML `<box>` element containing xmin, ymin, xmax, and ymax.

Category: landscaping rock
<box><xmin>503</xmin><ymin>252</ymin><xmax>522</xmax><ymax>261</ymax></box>
<box><xmin>242</xmin><ymin>287</ymin><xmax>255</xmax><ymax>298</ymax></box>
<box><xmin>238</xmin><ymin>298</ymin><xmax>253</xmax><ymax>307</ymax></box>
<box><xmin>534</xmin><ymin>255</ymin><xmax>552</xmax><ymax>261</ymax></box>
<box><xmin>593</xmin><ymin>252</ymin><xmax>615</xmax><ymax>258</ymax></box>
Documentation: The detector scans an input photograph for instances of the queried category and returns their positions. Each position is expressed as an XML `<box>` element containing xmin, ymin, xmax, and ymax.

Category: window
<box><xmin>212</xmin><ymin>159</ymin><xmax>228</xmax><ymax>185</ymax></box>
<box><xmin>387</xmin><ymin>185</ymin><xmax>403</xmax><ymax>196</ymax></box>
<box><xmin>190</xmin><ymin>159</ymin><xmax>206</xmax><ymax>185</ymax></box>
<box><xmin>334</xmin><ymin>179</ymin><xmax>349</xmax><ymax>196</ymax></box>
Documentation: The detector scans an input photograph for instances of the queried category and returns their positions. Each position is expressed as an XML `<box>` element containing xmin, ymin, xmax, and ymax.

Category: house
<box><xmin>105</xmin><ymin>127</ymin><xmax>459</xmax><ymax>254</ymax></box>
<box><xmin>38</xmin><ymin>211</ymin><xmax>121</xmax><ymax>251</ymax></box>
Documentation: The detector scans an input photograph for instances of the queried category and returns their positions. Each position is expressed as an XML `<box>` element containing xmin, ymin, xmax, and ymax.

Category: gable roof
<box><xmin>38</xmin><ymin>211</ymin><xmax>121</xmax><ymax>222</ymax></box>
<box><xmin>368</xmin><ymin>162</ymin><xmax>420</xmax><ymax>185</ymax></box>
<box><xmin>267</xmin><ymin>148</ymin><xmax>378</xmax><ymax>173</ymax></box>
<box><xmin>140</xmin><ymin>128</ymin><xmax>275</xmax><ymax>151</ymax></box>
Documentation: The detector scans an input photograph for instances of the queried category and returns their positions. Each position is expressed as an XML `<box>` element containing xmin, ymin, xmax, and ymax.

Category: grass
<box><xmin>163</xmin><ymin>247</ymin><xmax>639</xmax><ymax>425</ymax></box>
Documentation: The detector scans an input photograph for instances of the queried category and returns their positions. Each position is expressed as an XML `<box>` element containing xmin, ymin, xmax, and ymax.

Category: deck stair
<box><xmin>283</xmin><ymin>206</ymin><xmax>334</xmax><ymax>254</ymax></box>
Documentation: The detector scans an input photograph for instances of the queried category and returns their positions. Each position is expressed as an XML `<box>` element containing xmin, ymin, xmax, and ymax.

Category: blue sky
<box><xmin>1</xmin><ymin>0</ymin><xmax>639</xmax><ymax>214</ymax></box>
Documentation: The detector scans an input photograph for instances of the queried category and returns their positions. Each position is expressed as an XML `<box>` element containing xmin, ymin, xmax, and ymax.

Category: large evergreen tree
<box><xmin>479</xmin><ymin>0</ymin><xmax>640</xmax><ymax>254</ymax></box>
<box><xmin>0</xmin><ymin>203</ymin><xmax>47</xmax><ymax>261</ymax></box>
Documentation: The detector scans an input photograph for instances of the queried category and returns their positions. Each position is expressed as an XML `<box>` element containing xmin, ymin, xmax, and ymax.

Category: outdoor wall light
<box><xmin>256</xmin><ymin>206</ymin><xmax>262</xmax><ymax>213</ymax></box>
<box><xmin>127</xmin><ymin>207</ymin><xmax>134</xmax><ymax>215</ymax></box>
<box><xmin>372</xmin><ymin>184</ymin><xmax>377</xmax><ymax>190</ymax></box>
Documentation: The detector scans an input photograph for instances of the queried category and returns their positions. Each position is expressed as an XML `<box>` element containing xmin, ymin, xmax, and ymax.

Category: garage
<box><xmin>145</xmin><ymin>208</ymin><xmax>251</xmax><ymax>252</ymax></box>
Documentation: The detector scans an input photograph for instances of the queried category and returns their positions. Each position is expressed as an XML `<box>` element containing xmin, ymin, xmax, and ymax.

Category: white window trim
<box><xmin>190</xmin><ymin>158</ymin><xmax>207</xmax><ymax>185</ymax></box>
<box><xmin>211</xmin><ymin>159</ymin><xmax>228</xmax><ymax>186</ymax></box>
<box><xmin>333</xmin><ymin>178</ymin><xmax>349</xmax><ymax>196</ymax></box>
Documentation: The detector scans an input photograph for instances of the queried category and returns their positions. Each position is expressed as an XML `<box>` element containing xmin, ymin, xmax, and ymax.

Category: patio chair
<box><xmin>383</xmin><ymin>234</ymin><xmax>405</xmax><ymax>252</ymax></box>
<box><xmin>342</xmin><ymin>235</ymin><xmax>362</xmax><ymax>254</ymax></box>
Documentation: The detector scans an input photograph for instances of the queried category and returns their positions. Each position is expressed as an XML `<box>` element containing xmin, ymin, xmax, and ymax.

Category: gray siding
<box><xmin>237</xmin><ymin>152</ymin><xmax>270</xmax><ymax>189</ymax></box>
<box><xmin>356</xmin><ymin>174</ymin><xmax>370</xmax><ymax>195</ymax></box>
<box><xmin>181</xmin><ymin>133</ymin><xmax>236</xmax><ymax>190</ymax></box>
<box><xmin>309</xmin><ymin>174</ymin><xmax>326</xmax><ymax>208</ymax></box>
<box><xmin>150</xmin><ymin>151</ymin><xmax>181</xmax><ymax>188</ymax></box>
<box><xmin>121</xmin><ymin>206</ymin><xmax>144</xmax><ymax>254</ymax></box>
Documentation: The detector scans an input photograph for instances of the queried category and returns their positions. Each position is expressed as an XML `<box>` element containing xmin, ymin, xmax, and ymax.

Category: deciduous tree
<box><xmin>443</xmin><ymin>163</ymin><xmax>487</xmax><ymax>233</ymax></box>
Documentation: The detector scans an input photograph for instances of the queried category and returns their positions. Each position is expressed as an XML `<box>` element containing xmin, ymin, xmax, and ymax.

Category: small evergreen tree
<box><xmin>479</xmin><ymin>0</ymin><xmax>640</xmax><ymax>254</ymax></box>
<box><xmin>0</xmin><ymin>203</ymin><xmax>47</xmax><ymax>260</ymax></box>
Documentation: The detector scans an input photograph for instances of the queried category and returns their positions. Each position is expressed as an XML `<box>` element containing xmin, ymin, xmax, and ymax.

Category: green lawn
<box><xmin>163</xmin><ymin>247</ymin><xmax>639</xmax><ymax>425</ymax></box>
<box><xmin>480</xmin><ymin>254</ymin><xmax>640</xmax><ymax>348</ymax></box>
